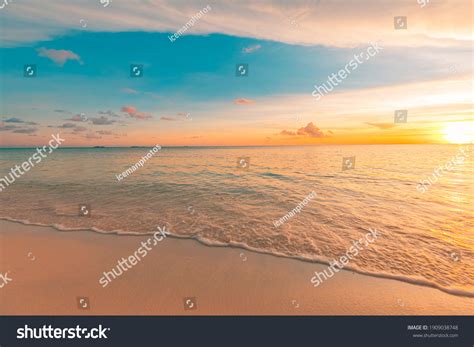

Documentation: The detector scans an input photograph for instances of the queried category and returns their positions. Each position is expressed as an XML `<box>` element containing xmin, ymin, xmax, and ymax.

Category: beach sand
<box><xmin>0</xmin><ymin>220</ymin><xmax>472</xmax><ymax>315</ymax></box>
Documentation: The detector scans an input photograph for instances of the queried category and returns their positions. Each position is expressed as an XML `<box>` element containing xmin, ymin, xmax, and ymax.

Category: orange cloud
<box><xmin>297</xmin><ymin>122</ymin><xmax>326</xmax><ymax>138</ymax></box>
<box><xmin>234</xmin><ymin>98</ymin><xmax>254</xmax><ymax>105</ymax></box>
<box><xmin>280</xmin><ymin>122</ymin><xmax>331</xmax><ymax>139</ymax></box>
<box><xmin>280</xmin><ymin>130</ymin><xmax>296</xmax><ymax>136</ymax></box>
<box><xmin>366</xmin><ymin>122</ymin><xmax>396</xmax><ymax>129</ymax></box>
<box><xmin>121</xmin><ymin>106</ymin><xmax>152</xmax><ymax>120</ymax></box>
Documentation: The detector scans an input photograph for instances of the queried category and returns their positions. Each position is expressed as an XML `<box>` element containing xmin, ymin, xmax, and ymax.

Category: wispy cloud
<box><xmin>54</xmin><ymin>109</ymin><xmax>72</xmax><ymax>114</ymax></box>
<box><xmin>3</xmin><ymin>117</ymin><xmax>38</xmax><ymax>125</ymax></box>
<box><xmin>0</xmin><ymin>124</ymin><xmax>18</xmax><ymax>131</ymax></box>
<box><xmin>3</xmin><ymin>117</ymin><xmax>25</xmax><ymax>123</ymax></box>
<box><xmin>2</xmin><ymin>1</ymin><xmax>471</xmax><ymax>48</ymax></box>
<box><xmin>57</xmin><ymin>123</ymin><xmax>77</xmax><ymax>128</ymax></box>
<box><xmin>68</xmin><ymin>114</ymin><xmax>86</xmax><ymax>122</ymax></box>
<box><xmin>161</xmin><ymin>116</ymin><xmax>177</xmax><ymax>121</ymax></box>
<box><xmin>242</xmin><ymin>44</ymin><xmax>261</xmax><ymax>54</ymax></box>
<box><xmin>280</xmin><ymin>129</ymin><xmax>296</xmax><ymax>136</ymax></box>
<box><xmin>99</xmin><ymin>110</ymin><xmax>121</xmax><ymax>118</ymax></box>
<box><xmin>160</xmin><ymin>113</ymin><xmax>189</xmax><ymax>121</ymax></box>
<box><xmin>0</xmin><ymin>121</ymin><xmax>38</xmax><ymax>134</ymax></box>
<box><xmin>234</xmin><ymin>98</ymin><xmax>254</xmax><ymax>105</ymax></box>
<box><xmin>84</xmin><ymin>132</ymin><xmax>101</xmax><ymax>140</ymax></box>
<box><xmin>95</xmin><ymin>130</ymin><xmax>126</xmax><ymax>137</ymax></box>
<box><xmin>50</xmin><ymin>123</ymin><xmax>88</xmax><ymax>134</ymax></box>
<box><xmin>72</xmin><ymin>126</ymin><xmax>87</xmax><ymax>133</ymax></box>
<box><xmin>366</xmin><ymin>122</ymin><xmax>397</xmax><ymax>129</ymax></box>
<box><xmin>12</xmin><ymin>128</ymin><xmax>38</xmax><ymax>134</ymax></box>
<box><xmin>90</xmin><ymin>116</ymin><xmax>115</xmax><ymax>125</ymax></box>
<box><xmin>121</xmin><ymin>88</ymin><xmax>139</xmax><ymax>94</ymax></box>
<box><xmin>37</xmin><ymin>47</ymin><xmax>82</xmax><ymax>66</ymax></box>
<box><xmin>96</xmin><ymin>130</ymin><xmax>113</xmax><ymax>135</ymax></box>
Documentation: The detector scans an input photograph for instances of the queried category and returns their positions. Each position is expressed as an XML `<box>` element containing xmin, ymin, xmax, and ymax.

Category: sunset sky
<box><xmin>0</xmin><ymin>0</ymin><xmax>472</xmax><ymax>146</ymax></box>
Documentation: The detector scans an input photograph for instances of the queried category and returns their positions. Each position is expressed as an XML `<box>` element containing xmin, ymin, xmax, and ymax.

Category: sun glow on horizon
<box><xmin>443</xmin><ymin>122</ymin><xmax>474</xmax><ymax>144</ymax></box>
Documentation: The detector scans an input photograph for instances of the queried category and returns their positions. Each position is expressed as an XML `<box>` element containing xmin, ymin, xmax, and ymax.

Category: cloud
<box><xmin>12</xmin><ymin>128</ymin><xmax>37</xmax><ymax>134</ymax></box>
<box><xmin>37</xmin><ymin>47</ymin><xmax>82</xmax><ymax>66</ymax></box>
<box><xmin>99</xmin><ymin>110</ymin><xmax>121</xmax><ymax>118</ymax></box>
<box><xmin>243</xmin><ymin>44</ymin><xmax>261</xmax><ymax>54</ymax></box>
<box><xmin>54</xmin><ymin>123</ymin><xmax>88</xmax><ymax>133</ymax></box>
<box><xmin>94</xmin><ymin>130</ymin><xmax>126</xmax><ymax>137</ymax></box>
<box><xmin>297</xmin><ymin>122</ymin><xmax>326</xmax><ymax>138</ymax></box>
<box><xmin>84</xmin><ymin>132</ymin><xmax>101</xmax><ymax>139</ymax></box>
<box><xmin>72</xmin><ymin>126</ymin><xmax>87</xmax><ymax>133</ymax></box>
<box><xmin>3</xmin><ymin>117</ymin><xmax>38</xmax><ymax>125</ymax></box>
<box><xmin>2</xmin><ymin>1</ymin><xmax>470</xmax><ymax>48</ymax></box>
<box><xmin>58</xmin><ymin>122</ymin><xmax>77</xmax><ymax>128</ymax></box>
<box><xmin>3</xmin><ymin>117</ymin><xmax>24</xmax><ymax>123</ymax></box>
<box><xmin>96</xmin><ymin>130</ymin><xmax>113</xmax><ymax>135</ymax></box>
<box><xmin>161</xmin><ymin>113</ymin><xmax>190</xmax><ymax>121</ymax></box>
<box><xmin>161</xmin><ymin>116</ymin><xmax>177</xmax><ymax>121</ymax></box>
<box><xmin>366</xmin><ymin>122</ymin><xmax>397</xmax><ymax>129</ymax></box>
<box><xmin>68</xmin><ymin>114</ymin><xmax>86</xmax><ymax>122</ymax></box>
<box><xmin>121</xmin><ymin>87</ymin><xmax>139</xmax><ymax>94</ymax></box>
<box><xmin>89</xmin><ymin>116</ymin><xmax>115</xmax><ymax>125</ymax></box>
<box><xmin>54</xmin><ymin>109</ymin><xmax>72</xmax><ymax>114</ymax></box>
<box><xmin>280</xmin><ymin>122</ymin><xmax>330</xmax><ymax>138</ymax></box>
<box><xmin>121</xmin><ymin>105</ymin><xmax>152</xmax><ymax>120</ymax></box>
<box><xmin>0</xmin><ymin>122</ymin><xmax>38</xmax><ymax>134</ymax></box>
<box><xmin>234</xmin><ymin>98</ymin><xmax>254</xmax><ymax>105</ymax></box>
<box><xmin>280</xmin><ymin>130</ymin><xmax>296</xmax><ymax>136</ymax></box>
<box><xmin>0</xmin><ymin>124</ymin><xmax>20</xmax><ymax>131</ymax></box>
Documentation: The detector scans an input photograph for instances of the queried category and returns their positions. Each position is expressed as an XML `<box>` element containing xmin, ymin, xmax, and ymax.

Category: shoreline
<box><xmin>1</xmin><ymin>217</ymin><xmax>472</xmax><ymax>299</ymax></box>
<box><xmin>0</xmin><ymin>219</ymin><xmax>473</xmax><ymax>315</ymax></box>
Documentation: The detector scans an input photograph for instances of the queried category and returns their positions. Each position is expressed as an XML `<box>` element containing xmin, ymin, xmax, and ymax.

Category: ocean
<box><xmin>0</xmin><ymin>145</ymin><xmax>472</xmax><ymax>296</ymax></box>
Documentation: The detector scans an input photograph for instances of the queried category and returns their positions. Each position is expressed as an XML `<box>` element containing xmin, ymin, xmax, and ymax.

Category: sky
<box><xmin>0</xmin><ymin>0</ymin><xmax>472</xmax><ymax>146</ymax></box>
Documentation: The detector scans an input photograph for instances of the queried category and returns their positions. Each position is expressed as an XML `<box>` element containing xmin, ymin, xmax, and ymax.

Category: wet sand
<box><xmin>0</xmin><ymin>220</ymin><xmax>472</xmax><ymax>315</ymax></box>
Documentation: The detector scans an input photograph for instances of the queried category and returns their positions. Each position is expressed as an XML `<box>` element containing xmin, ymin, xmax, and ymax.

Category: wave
<box><xmin>1</xmin><ymin>216</ymin><xmax>473</xmax><ymax>298</ymax></box>
<box><xmin>260</xmin><ymin>172</ymin><xmax>290</xmax><ymax>179</ymax></box>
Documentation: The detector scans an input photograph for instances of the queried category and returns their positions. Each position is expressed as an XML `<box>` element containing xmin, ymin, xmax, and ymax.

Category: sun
<box><xmin>443</xmin><ymin>122</ymin><xmax>474</xmax><ymax>144</ymax></box>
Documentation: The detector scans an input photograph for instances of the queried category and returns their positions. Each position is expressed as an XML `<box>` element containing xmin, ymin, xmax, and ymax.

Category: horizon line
<box><xmin>0</xmin><ymin>143</ymin><xmax>463</xmax><ymax>149</ymax></box>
